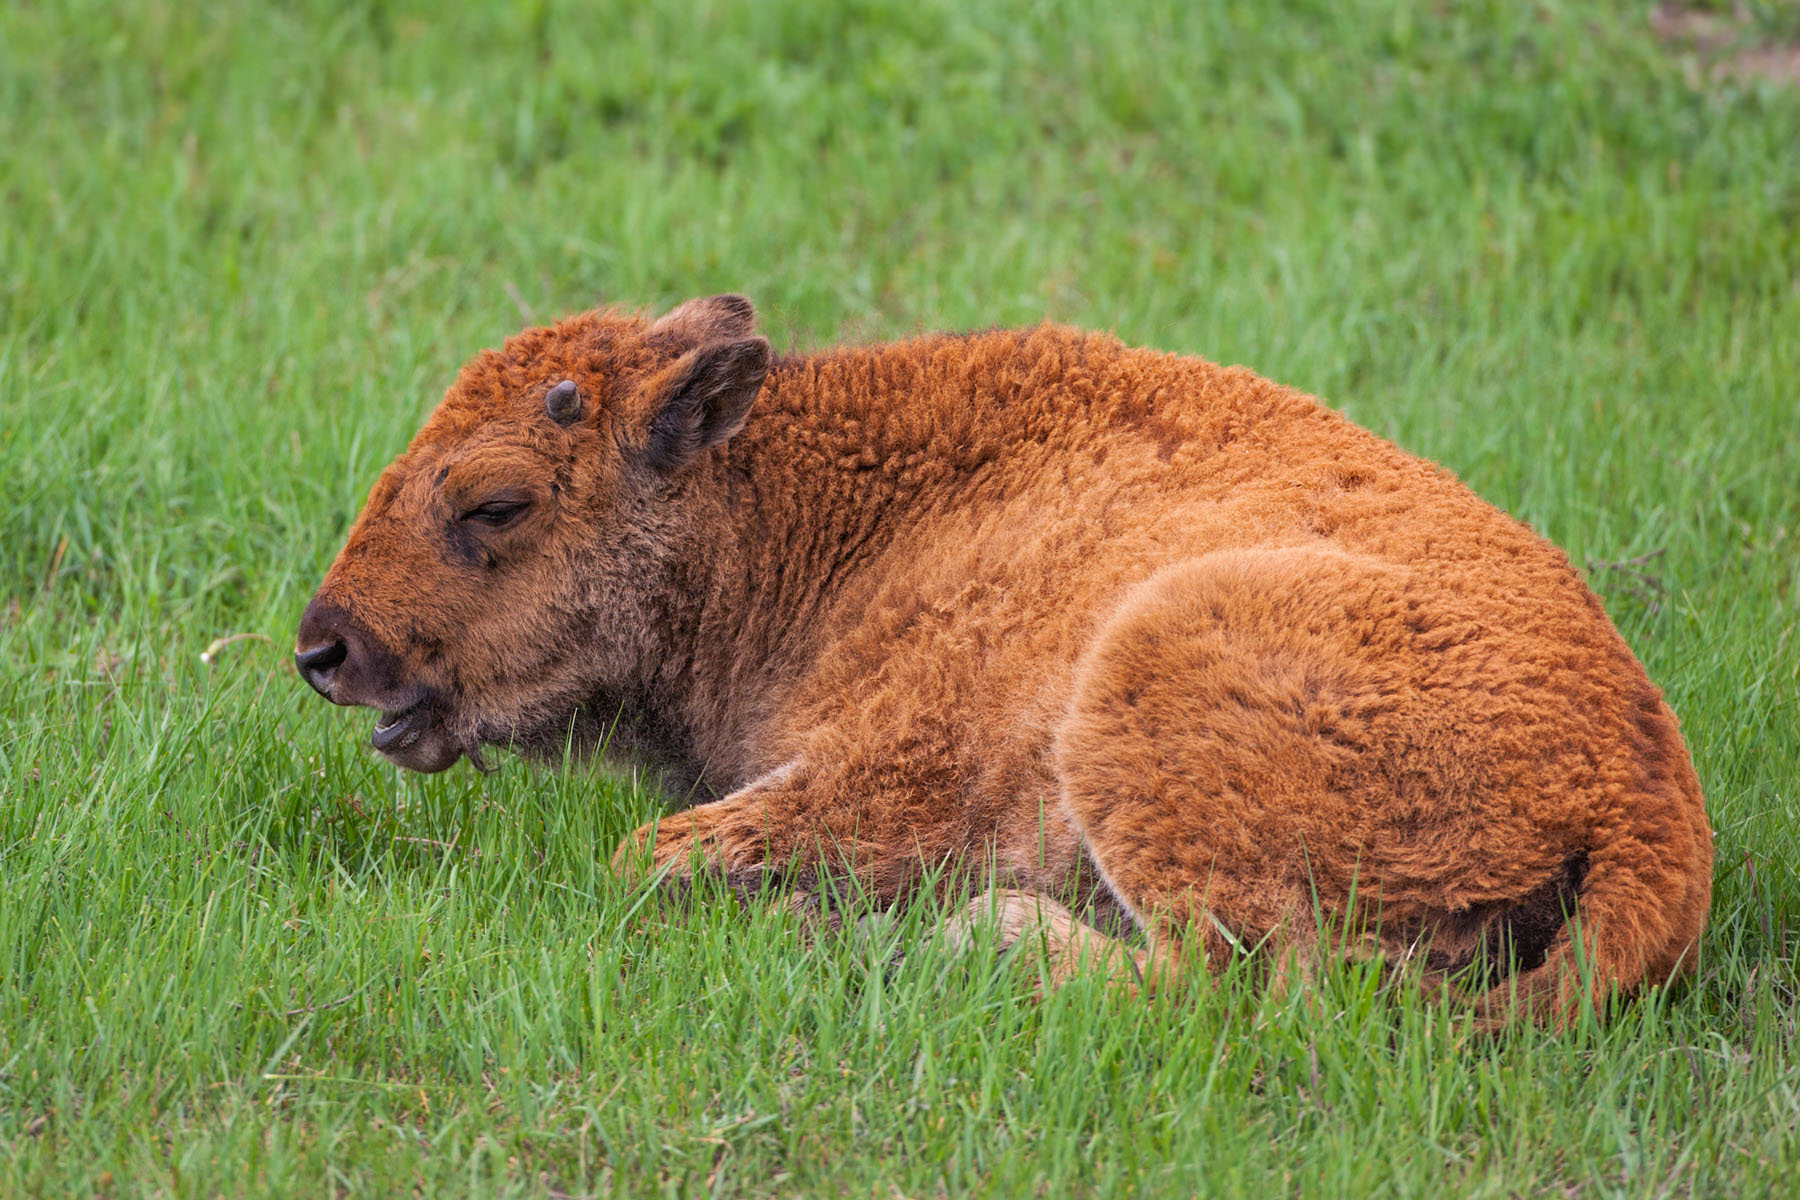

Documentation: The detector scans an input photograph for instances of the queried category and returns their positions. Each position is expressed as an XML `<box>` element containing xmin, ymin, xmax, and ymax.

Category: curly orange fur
<box><xmin>303</xmin><ymin>297</ymin><xmax>1713</xmax><ymax>1026</ymax></box>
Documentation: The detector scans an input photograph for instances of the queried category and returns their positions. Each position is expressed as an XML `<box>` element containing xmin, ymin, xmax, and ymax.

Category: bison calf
<box><xmin>297</xmin><ymin>295</ymin><xmax>1712</xmax><ymax>1026</ymax></box>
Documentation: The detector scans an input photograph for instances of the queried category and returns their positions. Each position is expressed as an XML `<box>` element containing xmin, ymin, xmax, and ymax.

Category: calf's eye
<box><xmin>461</xmin><ymin>498</ymin><xmax>532</xmax><ymax>528</ymax></box>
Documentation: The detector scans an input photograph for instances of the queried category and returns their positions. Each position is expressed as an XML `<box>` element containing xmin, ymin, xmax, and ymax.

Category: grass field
<box><xmin>3</xmin><ymin>1</ymin><xmax>1798</xmax><ymax>1195</ymax></box>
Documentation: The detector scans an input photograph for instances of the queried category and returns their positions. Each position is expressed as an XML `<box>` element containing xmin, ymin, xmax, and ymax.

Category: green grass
<box><xmin>3</xmin><ymin>0</ymin><xmax>1798</xmax><ymax>1194</ymax></box>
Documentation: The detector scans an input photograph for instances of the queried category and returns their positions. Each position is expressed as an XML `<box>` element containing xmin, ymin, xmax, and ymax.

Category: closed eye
<box><xmin>461</xmin><ymin>498</ymin><xmax>532</xmax><ymax>528</ymax></box>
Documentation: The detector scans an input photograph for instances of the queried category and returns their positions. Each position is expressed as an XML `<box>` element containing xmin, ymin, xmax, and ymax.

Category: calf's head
<box><xmin>296</xmin><ymin>295</ymin><xmax>770</xmax><ymax>772</ymax></box>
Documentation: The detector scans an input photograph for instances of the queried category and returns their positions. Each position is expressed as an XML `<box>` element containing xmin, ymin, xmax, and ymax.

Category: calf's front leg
<box><xmin>611</xmin><ymin>758</ymin><xmax>930</xmax><ymax>900</ymax></box>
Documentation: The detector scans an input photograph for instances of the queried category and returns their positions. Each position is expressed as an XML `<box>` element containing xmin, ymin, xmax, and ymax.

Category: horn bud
<box><xmin>545</xmin><ymin>379</ymin><xmax>582</xmax><ymax>425</ymax></box>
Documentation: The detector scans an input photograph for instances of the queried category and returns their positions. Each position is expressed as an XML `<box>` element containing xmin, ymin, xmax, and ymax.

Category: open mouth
<box><xmin>366</xmin><ymin>699</ymin><xmax>464</xmax><ymax>773</ymax></box>
<box><xmin>371</xmin><ymin>702</ymin><xmax>430</xmax><ymax>754</ymax></box>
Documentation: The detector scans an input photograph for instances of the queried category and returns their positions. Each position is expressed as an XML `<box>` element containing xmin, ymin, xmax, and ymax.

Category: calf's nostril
<box><xmin>295</xmin><ymin>640</ymin><xmax>349</xmax><ymax>696</ymax></box>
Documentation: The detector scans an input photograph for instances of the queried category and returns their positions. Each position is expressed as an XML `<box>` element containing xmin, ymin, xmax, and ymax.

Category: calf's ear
<box><xmin>651</xmin><ymin>294</ymin><xmax>758</xmax><ymax>349</ymax></box>
<box><xmin>641</xmin><ymin>336</ymin><xmax>771</xmax><ymax>472</ymax></box>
